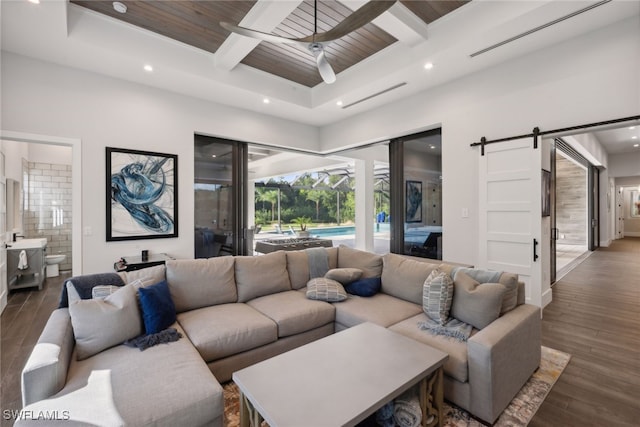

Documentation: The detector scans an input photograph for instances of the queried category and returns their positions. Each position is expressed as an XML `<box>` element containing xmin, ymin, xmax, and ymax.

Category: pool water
<box><xmin>310</xmin><ymin>223</ymin><xmax>390</xmax><ymax>237</ymax></box>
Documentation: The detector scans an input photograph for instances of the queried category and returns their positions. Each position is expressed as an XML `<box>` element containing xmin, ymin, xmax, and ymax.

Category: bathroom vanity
<box><xmin>7</xmin><ymin>238</ymin><xmax>47</xmax><ymax>291</ymax></box>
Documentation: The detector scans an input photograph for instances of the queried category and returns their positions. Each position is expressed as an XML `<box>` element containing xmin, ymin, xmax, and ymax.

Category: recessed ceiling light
<box><xmin>634</xmin><ymin>144</ymin><xmax>639</xmax><ymax>148</ymax></box>
<box><xmin>28</xmin><ymin>0</ymin><xmax>40</xmax><ymax>4</ymax></box>
<box><xmin>424</xmin><ymin>62</ymin><xmax>434</xmax><ymax>70</ymax></box>
<box><xmin>143</xmin><ymin>64</ymin><xmax>153</xmax><ymax>72</ymax></box>
<box><xmin>212</xmin><ymin>154</ymin><xmax>217</xmax><ymax>158</ymax></box>
<box><xmin>629</xmin><ymin>126</ymin><xmax>636</xmax><ymax>130</ymax></box>
<box><xmin>336</xmin><ymin>100</ymin><xmax>343</xmax><ymax>107</ymax></box>
<box><xmin>113</xmin><ymin>1</ymin><xmax>127</xmax><ymax>14</ymax></box>
<box><xmin>633</xmin><ymin>136</ymin><xmax>638</xmax><ymax>139</ymax></box>
<box><xmin>263</xmin><ymin>98</ymin><xmax>270</xmax><ymax>104</ymax></box>
<box><xmin>429</xmin><ymin>145</ymin><xmax>435</xmax><ymax>149</ymax></box>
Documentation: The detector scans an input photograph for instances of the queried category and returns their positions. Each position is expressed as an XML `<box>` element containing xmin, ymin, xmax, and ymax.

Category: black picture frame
<box><xmin>405</xmin><ymin>180</ymin><xmax>423</xmax><ymax>223</ymax></box>
<box><xmin>106</xmin><ymin>147</ymin><xmax>178</xmax><ymax>241</ymax></box>
<box><xmin>541</xmin><ymin>169</ymin><xmax>551</xmax><ymax>217</ymax></box>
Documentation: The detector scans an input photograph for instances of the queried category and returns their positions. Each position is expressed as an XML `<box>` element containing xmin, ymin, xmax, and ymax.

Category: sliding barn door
<box><xmin>478</xmin><ymin>138</ymin><xmax>543</xmax><ymax>307</ymax></box>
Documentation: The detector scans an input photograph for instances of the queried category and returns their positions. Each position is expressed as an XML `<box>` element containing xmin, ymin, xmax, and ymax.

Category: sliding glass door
<box><xmin>389</xmin><ymin>129</ymin><xmax>443</xmax><ymax>260</ymax></box>
<box><xmin>194</xmin><ymin>135</ymin><xmax>248</xmax><ymax>257</ymax></box>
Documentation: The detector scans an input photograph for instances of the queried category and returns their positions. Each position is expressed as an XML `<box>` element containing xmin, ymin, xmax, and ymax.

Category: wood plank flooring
<box><xmin>1</xmin><ymin>239</ymin><xmax>638</xmax><ymax>426</ymax></box>
<box><xmin>1</xmin><ymin>273</ymin><xmax>68</xmax><ymax>427</ymax></box>
<box><xmin>531</xmin><ymin>237</ymin><xmax>640</xmax><ymax>427</ymax></box>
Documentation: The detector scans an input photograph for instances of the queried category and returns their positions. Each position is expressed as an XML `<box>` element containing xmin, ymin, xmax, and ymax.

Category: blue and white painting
<box><xmin>107</xmin><ymin>148</ymin><xmax>178</xmax><ymax>241</ymax></box>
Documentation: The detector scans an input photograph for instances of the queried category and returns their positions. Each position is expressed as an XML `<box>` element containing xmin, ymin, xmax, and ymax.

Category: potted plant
<box><xmin>292</xmin><ymin>216</ymin><xmax>311</xmax><ymax>238</ymax></box>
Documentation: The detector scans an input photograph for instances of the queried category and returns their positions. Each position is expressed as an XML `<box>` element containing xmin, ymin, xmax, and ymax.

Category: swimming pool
<box><xmin>309</xmin><ymin>223</ymin><xmax>390</xmax><ymax>237</ymax></box>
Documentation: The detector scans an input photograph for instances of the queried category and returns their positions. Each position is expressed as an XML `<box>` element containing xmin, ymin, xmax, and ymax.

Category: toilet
<box><xmin>45</xmin><ymin>254</ymin><xmax>66</xmax><ymax>278</ymax></box>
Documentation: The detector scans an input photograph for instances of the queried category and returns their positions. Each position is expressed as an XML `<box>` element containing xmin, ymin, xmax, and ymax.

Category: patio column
<box><xmin>354</xmin><ymin>159</ymin><xmax>374</xmax><ymax>252</ymax></box>
<box><xmin>247</xmin><ymin>180</ymin><xmax>255</xmax><ymax>229</ymax></box>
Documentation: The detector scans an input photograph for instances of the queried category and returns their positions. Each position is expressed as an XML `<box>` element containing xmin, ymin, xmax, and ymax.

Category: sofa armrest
<box><xmin>21</xmin><ymin>308</ymin><xmax>75</xmax><ymax>406</ymax></box>
<box><xmin>467</xmin><ymin>304</ymin><xmax>541</xmax><ymax>423</ymax></box>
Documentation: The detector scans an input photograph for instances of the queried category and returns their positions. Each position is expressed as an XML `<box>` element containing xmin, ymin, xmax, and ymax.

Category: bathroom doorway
<box><xmin>0</xmin><ymin>131</ymin><xmax>82</xmax><ymax>312</ymax></box>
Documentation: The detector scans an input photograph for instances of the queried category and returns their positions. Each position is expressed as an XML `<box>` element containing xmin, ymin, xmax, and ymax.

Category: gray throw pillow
<box><xmin>306</xmin><ymin>277</ymin><xmax>347</xmax><ymax>302</ymax></box>
<box><xmin>68</xmin><ymin>282</ymin><xmax>143</xmax><ymax>360</ymax></box>
<box><xmin>450</xmin><ymin>271</ymin><xmax>507</xmax><ymax>330</ymax></box>
<box><xmin>422</xmin><ymin>268</ymin><xmax>454</xmax><ymax>325</ymax></box>
<box><xmin>324</xmin><ymin>268</ymin><xmax>363</xmax><ymax>285</ymax></box>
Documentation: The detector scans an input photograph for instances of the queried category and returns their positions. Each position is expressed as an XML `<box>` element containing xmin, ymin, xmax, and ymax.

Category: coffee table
<box><xmin>233</xmin><ymin>322</ymin><xmax>448</xmax><ymax>427</ymax></box>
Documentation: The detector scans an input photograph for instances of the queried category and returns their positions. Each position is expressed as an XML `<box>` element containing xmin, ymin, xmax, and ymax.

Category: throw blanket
<box><xmin>394</xmin><ymin>388</ymin><xmax>422</xmax><ymax>427</ymax></box>
<box><xmin>451</xmin><ymin>267</ymin><xmax>502</xmax><ymax>283</ymax></box>
<box><xmin>58</xmin><ymin>273</ymin><xmax>125</xmax><ymax>308</ymax></box>
<box><xmin>124</xmin><ymin>328</ymin><xmax>182</xmax><ymax>351</ymax></box>
<box><xmin>418</xmin><ymin>317</ymin><xmax>473</xmax><ymax>342</ymax></box>
<box><xmin>376</xmin><ymin>402</ymin><xmax>395</xmax><ymax>427</ymax></box>
<box><xmin>307</xmin><ymin>248</ymin><xmax>329</xmax><ymax>279</ymax></box>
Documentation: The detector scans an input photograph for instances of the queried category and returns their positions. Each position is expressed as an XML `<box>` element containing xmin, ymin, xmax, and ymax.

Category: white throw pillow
<box><xmin>306</xmin><ymin>277</ymin><xmax>347</xmax><ymax>302</ymax></box>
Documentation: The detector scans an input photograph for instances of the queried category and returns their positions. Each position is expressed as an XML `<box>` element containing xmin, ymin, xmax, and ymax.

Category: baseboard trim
<box><xmin>623</xmin><ymin>232</ymin><xmax>640</xmax><ymax>237</ymax></box>
<box><xmin>542</xmin><ymin>288</ymin><xmax>553</xmax><ymax>308</ymax></box>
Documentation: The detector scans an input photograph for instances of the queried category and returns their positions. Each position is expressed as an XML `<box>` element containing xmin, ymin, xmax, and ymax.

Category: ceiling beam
<box><xmin>215</xmin><ymin>0</ymin><xmax>303</xmax><ymax>71</ymax></box>
<box><xmin>338</xmin><ymin>0</ymin><xmax>428</xmax><ymax>47</ymax></box>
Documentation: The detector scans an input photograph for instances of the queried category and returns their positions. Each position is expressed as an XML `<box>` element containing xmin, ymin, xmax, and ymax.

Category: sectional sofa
<box><xmin>18</xmin><ymin>246</ymin><xmax>541</xmax><ymax>426</ymax></box>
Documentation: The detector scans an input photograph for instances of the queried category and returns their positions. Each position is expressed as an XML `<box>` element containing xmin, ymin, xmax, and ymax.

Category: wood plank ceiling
<box><xmin>71</xmin><ymin>1</ymin><xmax>468</xmax><ymax>87</ymax></box>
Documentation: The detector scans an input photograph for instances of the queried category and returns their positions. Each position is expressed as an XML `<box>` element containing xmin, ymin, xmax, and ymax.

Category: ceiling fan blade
<box><xmin>296</xmin><ymin>0</ymin><xmax>397</xmax><ymax>43</ymax></box>
<box><xmin>220</xmin><ymin>22</ymin><xmax>306</xmax><ymax>47</ymax></box>
<box><xmin>310</xmin><ymin>44</ymin><xmax>336</xmax><ymax>84</ymax></box>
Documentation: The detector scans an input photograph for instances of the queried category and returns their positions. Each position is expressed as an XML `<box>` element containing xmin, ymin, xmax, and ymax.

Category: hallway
<box><xmin>531</xmin><ymin>237</ymin><xmax>640</xmax><ymax>426</ymax></box>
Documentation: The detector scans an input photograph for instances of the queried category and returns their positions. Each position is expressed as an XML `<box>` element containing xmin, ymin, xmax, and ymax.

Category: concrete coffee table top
<box><xmin>233</xmin><ymin>322</ymin><xmax>448</xmax><ymax>427</ymax></box>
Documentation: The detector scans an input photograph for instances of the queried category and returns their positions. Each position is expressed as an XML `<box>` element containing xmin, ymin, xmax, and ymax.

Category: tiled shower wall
<box><xmin>24</xmin><ymin>160</ymin><xmax>72</xmax><ymax>272</ymax></box>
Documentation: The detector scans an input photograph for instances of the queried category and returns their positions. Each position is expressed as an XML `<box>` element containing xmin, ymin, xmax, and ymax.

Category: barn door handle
<box><xmin>533</xmin><ymin>238</ymin><xmax>539</xmax><ymax>262</ymax></box>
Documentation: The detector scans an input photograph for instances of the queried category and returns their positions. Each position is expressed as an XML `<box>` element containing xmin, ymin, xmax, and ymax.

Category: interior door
<box><xmin>0</xmin><ymin>150</ymin><xmax>7</xmax><ymax>313</ymax></box>
<box><xmin>479</xmin><ymin>138</ymin><xmax>544</xmax><ymax>307</ymax></box>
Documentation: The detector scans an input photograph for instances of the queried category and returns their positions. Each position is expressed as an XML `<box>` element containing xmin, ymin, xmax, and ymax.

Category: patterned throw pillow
<box><xmin>422</xmin><ymin>268</ymin><xmax>454</xmax><ymax>325</ymax></box>
<box><xmin>306</xmin><ymin>277</ymin><xmax>347</xmax><ymax>302</ymax></box>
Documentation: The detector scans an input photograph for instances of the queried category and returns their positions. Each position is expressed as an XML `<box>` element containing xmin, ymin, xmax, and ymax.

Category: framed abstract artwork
<box><xmin>106</xmin><ymin>147</ymin><xmax>178</xmax><ymax>241</ymax></box>
<box><xmin>405</xmin><ymin>180</ymin><xmax>422</xmax><ymax>223</ymax></box>
<box><xmin>631</xmin><ymin>190</ymin><xmax>640</xmax><ymax>218</ymax></box>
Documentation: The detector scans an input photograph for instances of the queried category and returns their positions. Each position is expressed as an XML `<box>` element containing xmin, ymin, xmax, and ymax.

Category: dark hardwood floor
<box><xmin>1</xmin><ymin>239</ymin><xmax>639</xmax><ymax>426</ymax></box>
<box><xmin>531</xmin><ymin>237</ymin><xmax>640</xmax><ymax>427</ymax></box>
<box><xmin>1</xmin><ymin>272</ymin><xmax>69</xmax><ymax>427</ymax></box>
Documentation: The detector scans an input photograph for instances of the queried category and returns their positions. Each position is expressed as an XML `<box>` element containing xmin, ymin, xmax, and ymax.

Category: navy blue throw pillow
<box><xmin>345</xmin><ymin>277</ymin><xmax>381</xmax><ymax>297</ymax></box>
<box><xmin>138</xmin><ymin>280</ymin><xmax>176</xmax><ymax>335</ymax></box>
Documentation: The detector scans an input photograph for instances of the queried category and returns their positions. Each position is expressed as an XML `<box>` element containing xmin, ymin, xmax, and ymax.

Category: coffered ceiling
<box><xmin>69</xmin><ymin>1</ymin><xmax>466</xmax><ymax>87</ymax></box>
<box><xmin>2</xmin><ymin>1</ymin><xmax>638</xmax><ymax>129</ymax></box>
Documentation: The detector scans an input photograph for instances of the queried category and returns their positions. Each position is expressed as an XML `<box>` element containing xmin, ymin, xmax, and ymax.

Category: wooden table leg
<box><xmin>419</xmin><ymin>366</ymin><xmax>444</xmax><ymax>427</ymax></box>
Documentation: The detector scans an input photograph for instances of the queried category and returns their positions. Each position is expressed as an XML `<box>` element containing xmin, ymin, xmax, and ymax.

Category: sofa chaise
<box><xmin>18</xmin><ymin>246</ymin><xmax>541</xmax><ymax>426</ymax></box>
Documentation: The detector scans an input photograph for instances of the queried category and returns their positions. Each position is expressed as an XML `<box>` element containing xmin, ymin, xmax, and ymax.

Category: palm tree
<box><xmin>305</xmin><ymin>189</ymin><xmax>324</xmax><ymax>221</ymax></box>
<box><xmin>256</xmin><ymin>189</ymin><xmax>279</xmax><ymax>221</ymax></box>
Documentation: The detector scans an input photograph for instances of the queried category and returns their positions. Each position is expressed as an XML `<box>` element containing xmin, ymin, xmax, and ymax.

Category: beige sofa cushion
<box><xmin>118</xmin><ymin>264</ymin><xmax>166</xmax><ymax>287</ymax></box>
<box><xmin>334</xmin><ymin>293</ymin><xmax>422</xmax><ymax>329</ymax></box>
<box><xmin>21</xmin><ymin>322</ymin><xmax>223</xmax><ymax>426</ymax></box>
<box><xmin>381</xmin><ymin>253</ymin><xmax>440</xmax><ymax>304</ymax></box>
<box><xmin>68</xmin><ymin>283</ymin><xmax>142</xmax><ymax>360</ymax></box>
<box><xmin>498</xmin><ymin>273</ymin><xmax>519</xmax><ymax>314</ymax></box>
<box><xmin>166</xmin><ymin>257</ymin><xmax>237</xmax><ymax>313</ymax></box>
<box><xmin>390</xmin><ymin>313</ymin><xmax>476</xmax><ymax>383</ymax></box>
<box><xmin>177</xmin><ymin>303</ymin><xmax>277</xmax><ymax>362</ymax></box>
<box><xmin>337</xmin><ymin>245</ymin><xmax>382</xmax><ymax>278</ymax></box>
<box><xmin>451</xmin><ymin>271</ymin><xmax>506</xmax><ymax>329</ymax></box>
<box><xmin>235</xmin><ymin>251</ymin><xmax>291</xmax><ymax>302</ymax></box>
<box><xmin>247</xmin><ymin>290</ymin><xmax>335</xmax><ymax>337</ymax></box>
<box><xmin>286</xmin><ymin>248</ymin><xmax>338</xmax><ymax>290</ymax></box>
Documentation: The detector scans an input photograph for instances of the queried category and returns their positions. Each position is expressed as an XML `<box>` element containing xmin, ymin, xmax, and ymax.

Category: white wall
<box><xmin>609</xmin><ymin>151</ymin><xmax>640</xmax><ymax>178</ymax></box>
<box><xmin>1</xmin><ymin>16</ymin><xmax>638</xmax><ymax>272</ymax></box>
<box><xmin>28</xmin><ymin>143</ymin><xmax>72</xmax><ymax>165</ymax></box>
<box><xmin>1</xmin><ymin>53</ymin><xmax>319</xmax><ymax>273</ymax></box>
<box><xmin>320</xmin><ymin>17</ymin><xmax>639</xmax><ymax>265</ymax></box>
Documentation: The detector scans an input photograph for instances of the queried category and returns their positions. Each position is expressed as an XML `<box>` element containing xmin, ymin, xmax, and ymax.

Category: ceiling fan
<box><xmin>221</xmin><ymin>0</ymin><xmax>396</xmax><ymax>84</ymax></box>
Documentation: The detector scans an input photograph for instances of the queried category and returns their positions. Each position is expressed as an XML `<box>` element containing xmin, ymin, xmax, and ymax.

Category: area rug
<box><xmin>223</xmin><ymin>346</ymin><xmax>570</xmax><ymax>427</ymax></box>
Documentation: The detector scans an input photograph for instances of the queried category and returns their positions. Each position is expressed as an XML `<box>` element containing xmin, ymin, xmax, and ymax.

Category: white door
<box><xmin>0</xmin><ymin>150</ymin><xmax>7</xmax><ymax>313</ymax></box>
<box><xmin>478</xmin><ymin>138</ymin><xmax>544</xmax><ymax>307</ymax></box>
